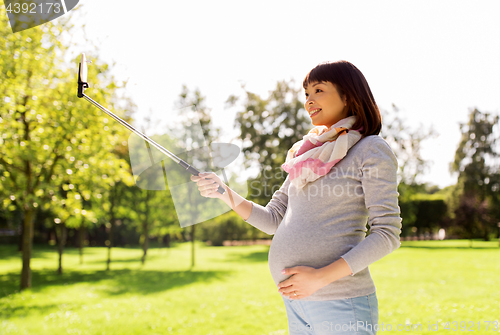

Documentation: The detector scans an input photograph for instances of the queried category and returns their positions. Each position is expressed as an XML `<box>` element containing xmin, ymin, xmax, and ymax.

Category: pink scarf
<box><xmin>281</xmin><ymin>116</ymin><xmax>362</xmax><ymax>189</ymax></box>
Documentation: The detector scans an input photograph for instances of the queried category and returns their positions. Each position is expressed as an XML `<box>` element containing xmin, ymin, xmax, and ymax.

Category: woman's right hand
<box><xmin>190</xmin><ymin>172</ymin><xmax>226</xmax><ymax>199</ymax></box>
<box><xmin>191</xmin><ymin>172</ymin><xmax>253</xmax><ymax>220</ymax></box>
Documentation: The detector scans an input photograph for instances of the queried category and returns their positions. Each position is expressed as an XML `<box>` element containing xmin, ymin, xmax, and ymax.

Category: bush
<box><xmin>198</xmin><ymin>212</ymin><xmax>270</xmax><ymax>246</ymax></box>
<box><xmin>400</xmin><ymin>194</ymin><xmax>448</xmax><ymax>237</ymax></box>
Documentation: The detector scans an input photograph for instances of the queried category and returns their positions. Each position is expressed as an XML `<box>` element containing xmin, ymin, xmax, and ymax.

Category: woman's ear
<box><xmin>342</xmin><ymin>95</ymin><xmax>352</xmax><ymax>116</ymax></box>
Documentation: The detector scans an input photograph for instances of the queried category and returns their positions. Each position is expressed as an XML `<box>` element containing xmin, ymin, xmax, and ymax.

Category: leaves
<box><xmin>0</xmin><ymin>6</ymin><xmax>133</xmax><ymax>230</ymax></box>
<box><xmin>231</xmin><ymin>80</ymin><xmax>310</xmax><ymax>204</ymax></box>
<box><xmin>448</xmin><ymin>108</ymin><xmax>500</xmax><ymax>240</ymax></box>
<box><xmin>380</xmin><ymin>104</ymin><xmax>437</xmax><ymax>186</ymax></box>
<box><xmin>452</xmin><ymin>108</ymin><xmax>500</xmax><ymax>197</ymax></box>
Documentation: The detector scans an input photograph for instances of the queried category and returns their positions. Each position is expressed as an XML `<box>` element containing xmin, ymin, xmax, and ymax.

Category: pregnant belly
<box><xmin>268</xmin><ymin>223</ymin><xmax>356</xmax><ymax>285</ymax></box>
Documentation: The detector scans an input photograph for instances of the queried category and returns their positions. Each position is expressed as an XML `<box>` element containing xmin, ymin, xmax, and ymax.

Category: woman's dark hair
<box><xmin>303</xmin><ymin>61</ymin><xmax>381</xmax><ymax>136</ymax></box>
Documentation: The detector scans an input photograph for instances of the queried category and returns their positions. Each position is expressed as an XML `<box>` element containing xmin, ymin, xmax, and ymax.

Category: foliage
<box><xmin>170</xmin><ymin>85</ymin><xmax>224</xmax><ymax>266</ymax></box>
<box><xmin>452</xmin><ymin>109</ymin><xmax>500</xmax><ymax>197</ymax></box>
<box><xmin>380</xmin><ymin>104</ymin><xmax>437</xmax><ymax>186</ymax></box>
<box><xmin>397</xmin><ymin>189</ymin><xmax>449</xmax><ymax>237</ymax></box>
<box><xmin>380</xmin><ymin>105</ymin><xmax>438</xmax><ymax>233</ymax></box>
<box><xmin>125</xmin><ymin>129</ymin><xmax>180</xmax><ymax>264</ymax></box>
<box><xmin>449</xmin><ymin>193</ymin><xmax>493</xmax><ymax>240</ymax></box>
<box><xmin>176</xmin><ymin>84</ymin><xmax>220</xmax><ymax>146</ymax></box>
<box><xmin>450</xmin><ymin>108</ymin><xmax>500</xmax><ymax>240</ymax></box>
<box><xmin>230</xmin><ymin>80</ymin><xmax>311</xmax><ymax>204</ymax></box>
<box><xmin>415</xmin><ymin>197</ymin><xmax>447</xmax><ymax>236</ymax></box>
<box><xmin>0</xmin><ymin>7</ymin><xmax>133</xmax><ymax>286</ymax></box>
<box><xmin>171</xmin><ymin>86</ymin><xmax>223</xmax><ymax>216</ymax></box>
<box><xmin>197</xmin><ymin>211</ymin><xmax>269</xmax><ymax>246</ymax></box>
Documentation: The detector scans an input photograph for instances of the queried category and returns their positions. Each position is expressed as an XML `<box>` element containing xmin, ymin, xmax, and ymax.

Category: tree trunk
<box><xmin>21</xmin><ymin>208</ymin><xmax>35</xmax><ymax>290</ymax></box>
<box><xmin>165</xmin><ymin>233</ymin><xmax>170</xmax><ymax>248</ymax></box>
<box><xmin>186</xmin><ymin>182</ymin><xmax>196</xmax><ymax>268</ymax></box>
<box><xmin>190</xmin><ymin>224</ymin><xmax>195</xmax><ymax>268</ymax></box>
<box><xmin>141</xmin><ymin>190</ymin><xmax>150</xmax><ymax>265</ymax></box>
<box><xmin>141</xmin><ymin>223</ymin><xmax>148</xmax><ymax>265</ymax></box>
<box><xmin>106</xmin><ymin>220</ymin><xmax>114</xmax><ymax>271</ymax></box>
<box><xmin>107</xmin><ymin>186</ymin><xmax>116</xmax><ymax>271</ymax></box>
<box><xmin>57</xmin><ymin>223</ymin><xmax>67</xmax><ymax>274</ymax></box>
<box><xmin>141</xmin><ymin>225</ymin><xmax>149</xmax><ymax>265</ymax></box>
<box><xmin>79</xmin><ymin>219</ymin><xmax>85</xmax><ymax>265</ymax></box>
<box><xmin>18</xmin><ymin>219</ymin><xmax>24</xmax><ymax>252</ymax></box>
<box><xmin>107</xmin><ymin>244</ymin><xmax>111</xmax><ymax>270</ymax></box>
<box><xmin>483</xmin><ymin>228</ymin><xmax>490</xmax><ymax>241</ymax></box>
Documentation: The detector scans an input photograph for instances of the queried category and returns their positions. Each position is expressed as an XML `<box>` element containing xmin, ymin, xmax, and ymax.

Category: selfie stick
<box><xmin>77</xmin><ymin>53</ymin><xmax>225</xmax><ymax>194</ymax></box>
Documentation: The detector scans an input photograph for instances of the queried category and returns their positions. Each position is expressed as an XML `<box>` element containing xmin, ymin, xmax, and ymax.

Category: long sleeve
<box><xmin>244</xmin><ymin>176</ymin><xmax>290</xmax><ymax>235</ymax></box>
<box><xmin>340</xmin><ymin>138</ymin><xmax>402</xmax><ymax>274</ymax></box>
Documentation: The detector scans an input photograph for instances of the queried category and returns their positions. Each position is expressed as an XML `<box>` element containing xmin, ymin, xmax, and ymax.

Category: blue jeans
<box><xmin>282</xmin><ymin>292</ymin><xmax>379</xmax><ymax>335</ymax></box>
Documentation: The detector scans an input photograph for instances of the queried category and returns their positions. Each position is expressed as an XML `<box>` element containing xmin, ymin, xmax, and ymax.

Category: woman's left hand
<box><xmin>277</xmin><ymin>266</ymin><xmax>329</xmax><ymax>300</ymax></box>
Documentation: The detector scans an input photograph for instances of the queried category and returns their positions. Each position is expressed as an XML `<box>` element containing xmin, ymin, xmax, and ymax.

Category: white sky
<box><xmin>66</xmin><ymin>0</ymin><xmax>500</xmax><ymax>188</ymax></box>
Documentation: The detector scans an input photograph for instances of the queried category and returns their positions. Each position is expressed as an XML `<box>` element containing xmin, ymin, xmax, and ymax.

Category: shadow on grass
<box><xmin>0</xmin><ymin>302</ymin><xmax>63</xmax><ymax>320</ymax></box>
<box><xmin>0</xmin><ymin>268</ymin><xmax>231</xmax><ymax>299</ymax></box>
<box><xmin>223</xmin><ymin>250</ymin><xmax>269</xmax><ymax>263</ymax></box>
<box><xmin>0</xmin><ymin>246</ymin><xmax>62</xmax><ymax>261</ymax></box>
<box><xmin>82</xmin><ymin>254</ymin><xmax>166</xmax><ymax>265</ymax></box>
<box><xmin>0</xmin><ymin>245</ymin><xmax>19</xmax><ymax>260</ymax></box>
<box><xmin>0</xmin><ymin>245</ymin><xmax>173</xmax><ymax>264</ymax></box>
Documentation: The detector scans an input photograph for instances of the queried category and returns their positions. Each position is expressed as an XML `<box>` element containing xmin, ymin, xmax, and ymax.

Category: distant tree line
<box><xmin>386</xmin><ymin>107</ymin><xmax>500</xmax><ymax>242</ymax></box>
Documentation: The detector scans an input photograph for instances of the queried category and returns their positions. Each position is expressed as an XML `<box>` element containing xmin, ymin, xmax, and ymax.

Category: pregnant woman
<box><xmin>191</xmin><ymin>60</ymin><xmax>402</xmax><ymax>335</ymax></box>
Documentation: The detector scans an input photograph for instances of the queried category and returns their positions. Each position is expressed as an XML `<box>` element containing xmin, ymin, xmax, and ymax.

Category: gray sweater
<box><xmin>245</xmin><ymin>135</ymin><xmax>402</xmax><ymax>301</ymax></box>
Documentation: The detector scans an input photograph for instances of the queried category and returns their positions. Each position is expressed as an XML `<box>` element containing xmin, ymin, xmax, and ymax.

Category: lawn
<box><xmin>0</xmin><ymin>240</ymin><xmax>499</xmax><ymax>335</ymax></box>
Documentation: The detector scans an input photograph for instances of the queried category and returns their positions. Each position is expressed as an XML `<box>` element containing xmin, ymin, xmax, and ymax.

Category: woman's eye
<box><xmin>316</xmin><ymin>89</ymin><xmax>322</xmax><ymax>93</ymax></box>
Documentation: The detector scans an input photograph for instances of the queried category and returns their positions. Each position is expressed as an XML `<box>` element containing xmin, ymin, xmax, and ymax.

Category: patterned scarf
<box><xmin>281</xmin><ymin>116</ymin><xmax>362</xmax><ymax>189</ymax></box>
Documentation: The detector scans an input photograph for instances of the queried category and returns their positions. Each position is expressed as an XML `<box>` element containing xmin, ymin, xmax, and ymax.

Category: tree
<box><xmin>450</xmin><ymin>108</ymin><xmax>500</xmax><ymax>241</ymax></box>
<box><xmin>126</xmin><ymin>125</ymin><xmax>180</xmax><ymax>265</ymax></box>
<box><xmin>380</xmin><ymin>105</ymin><xmax>437</xmax><ymax>231</ymax></box>
<box><xmin>0</xmin><ymin>9</ymin><xmax>133</xmax><ymax>286</ymax></box>
<box><xmin>229</xmin><ymin>80</ymin><xmax>311</xmax><ymax>204</ymax></box>
<box><xmin>380</xmin><ymin>104</ymin><xmax>437</xmax><ymax>186</ymax></box>
<box><xmin>198</xmin><ymin>210</ymin><xmax>269</xmax><ymax>246</ymax></box>
<box><xmin>172</xmin><ymin>85</ymin><xmax>220</xmax><ymax>267</ymax></box>
<box><xmin>408</xmin><ymin>194</ymin><xmax>448</xmax><ymax>238</ymax></box>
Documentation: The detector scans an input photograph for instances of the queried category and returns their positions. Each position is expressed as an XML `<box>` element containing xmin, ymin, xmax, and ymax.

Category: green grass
<box><xmin>372</xmin><ymin>240</ymin><xmax>500</xmax><ymax>334</ymax></box>
<box><xmin>0</xmin><ymin>240</ymin><xmax>499</xmax><ymax>334</ymax></box>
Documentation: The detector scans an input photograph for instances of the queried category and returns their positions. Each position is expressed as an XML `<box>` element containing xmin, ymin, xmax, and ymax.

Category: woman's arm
<box><xmin>191</xmin><ymin>172</ymin><xmax>290</xmax><ymax>235</ymax></box>
<box><xmin>339</xmin><ymin>137</ymin><xmax>402</xmax><ymax>274</ymax></box>
<box><xmin>190</xmin><ymin>172</ymin><xmax>253</xmax><ymax>220</ymax></box>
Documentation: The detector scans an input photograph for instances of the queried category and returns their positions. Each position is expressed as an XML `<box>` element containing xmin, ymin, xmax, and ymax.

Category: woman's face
<box><xmin>304</xmin><ymin>81</ymin><xmax>348</xmax><ymax>128</ymax></box>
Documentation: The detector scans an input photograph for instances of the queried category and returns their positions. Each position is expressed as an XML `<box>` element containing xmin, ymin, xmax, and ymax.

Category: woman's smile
<box><xmin>309</xmin><ymin>108</ymin><xmax>321</xmax><ymax>118</ymax></box>
<box><xmin>304</xmin><ymin>81</ymin><xmax>348</xmax><ymax>128</ymax></box>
